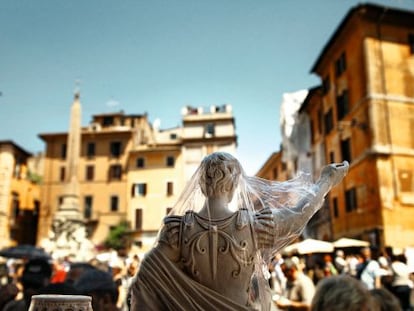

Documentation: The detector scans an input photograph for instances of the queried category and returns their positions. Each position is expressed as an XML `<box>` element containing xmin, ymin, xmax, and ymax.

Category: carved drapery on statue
<box><xmin>131</xmin><ymin>152</ymin><xmax>348</xmax><ymax>310</ymax></box>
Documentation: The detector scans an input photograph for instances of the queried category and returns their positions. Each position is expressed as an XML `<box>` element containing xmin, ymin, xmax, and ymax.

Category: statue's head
<box><xmin>199</xmin><ymin>152</ymin><xmax>242</xmax><ymax>198</ymax></box>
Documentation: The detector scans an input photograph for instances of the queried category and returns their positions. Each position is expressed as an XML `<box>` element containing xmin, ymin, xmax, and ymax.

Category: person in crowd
<box><xmin>110</xmin><ymin>257</ymin><xmax>128</xmax><ymax>311</ymax></box>
<box><xmin>310</xmin><ymin>275</ymin><xmax>371</xmax><ymax>311</ymax></box>
<box><xmin>322</xmin><ymin>254</ymin><xmax>338</xmax><ymax>277</ymax></box>
<box><xmin>357</xmin><ymin>247</ymin><xmax>382</xmax><ymax>290</ymax></box>
<box><xmin>377</xmin><ymin>255</ymin><xmax>394</xmax><ymax>290</ymax></box>
<box><xmin>276</xmin><ymin>257</ymin><xmax>315</xmax><ymax>310</ymax></box>
<box><xmin>3</xmin><ymin>258</ymin><xmax>52</xmax><ymax>311</ymax></box>
<box><xmin>50</xmin><ymin>259</ymin><xmax>67</xmax><ymax>283</ymax></box>
<box><xmin>389</xmin><ymin>253</ymin><xmax>412</xmax><ymax>311</ymax></box>
<box><xmin>65</xmin><ymin>262</ymin><xmax>96</xmax><ymax>285</ymax></box>
<box><xmin>334</xmin><ymin>250</ymin><xmax>347</xmax><ymax>274</ymax></box>
<box><xmin>369</xmin><ymin>288</ymin><xmax>402</xmax><ymax>311</ymax></box>
<box><xmin>75</xmin><ymin>268</ymin><xmax>119</xmax><ymax>311</ymax></box>
<box><xmin>268</xmin><ymin>253</ymin><xmax>287</xmax><ymax>298</ymax></box>
<box><xmin>38</xmin><ymin>281</ymin><xmax>79</xmax><ymax>295</ymax></box>
<box><xmin>0</xmin><ymin>283</ymin><xmax>19</xmax><ymax>310</ymax></box>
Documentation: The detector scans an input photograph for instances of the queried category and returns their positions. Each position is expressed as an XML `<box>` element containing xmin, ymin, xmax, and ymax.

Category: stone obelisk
<box><xmin>43</xmin><ymin>91</ymin><xmax>94</xmax><ymax>260</ymax></box>
<box><xmin>59</xmin><ymin>91</ymin><xmax>82</xmax><ymax>219</ymax></box>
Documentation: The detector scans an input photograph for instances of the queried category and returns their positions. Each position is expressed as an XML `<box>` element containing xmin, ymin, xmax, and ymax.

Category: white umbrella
<box><xmin>283</xmin><ymin>238</ymin><xmax>334</xmax><ymax>254</ymax></box>
<box><xmin>333</xmin><ymin>237</ymin><xmax>369</xmax><ymax>248</ymax></box>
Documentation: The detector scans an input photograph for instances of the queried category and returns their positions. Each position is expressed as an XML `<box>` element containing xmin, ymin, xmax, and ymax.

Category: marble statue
<box><xmin>130</xmin><ymin>152</ymin><xmax>348</xmax><ymax>311</ymax></box>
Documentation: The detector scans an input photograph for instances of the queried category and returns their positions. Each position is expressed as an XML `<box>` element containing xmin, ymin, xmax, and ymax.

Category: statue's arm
<box><xmin>254</xmin><ymin>162</ymin><xmax>348</xmax><ymax>249</ymax></box>
<box><xmin>289</xmin><ymin>161</ymin><xmax>349</xmax><ymax>218</ymax></box>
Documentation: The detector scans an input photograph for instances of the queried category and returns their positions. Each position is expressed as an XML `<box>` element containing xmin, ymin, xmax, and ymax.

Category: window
<box><xmin>399</xmin><ymin>170</ymin><xmax>413</xmax><ymax>192</ymax></box>
<box><xmin>329</xmin><ymin>151</ymin><xmax>335</xmax><ymax>163</ymax></box>
<box><xmin>135</xmin><ymin>209</ymin><xmax>143</xmax><ymax>230</ymax></box>
<box><xmin>336</xmin><ymin>90</ymin><xmax>349</xmax><ymax>120</ymax></box>
<box><xmin>60</xmin><ymin>167</ymin><xmax>66</xmax><ymax>182</ymax></box>
<box><xmin>12</xmin><ymin>192</ymin><xmax>20</xmax><ymax>220</ymax></box>
<box><xmin>132</xmin><ymin>183</ymin><xmax>147</xmax><ymax>197</ymax></box>
<box><xmin>409</xmin><ymin>34</ymin><xmax>414</xmax><ymax>54</ymax></box>
<box><xmin>109</xmin><ymin>164</ymin><xmax>122</xmax><ymax>180</ymax></box>
<box><xmin>110</xmin><ymin>195</ymin><xmax>119</xmax><ymax>212</ymax></box>
<box><xmin>110</xmin><ymin>141</ymin><xmax>122</xmax><ymax>157</ymax></box>
<box><xmin>166</xmin><ymin>156</ymin><xmax>175</xmax><ymax>167</ymax></box>
<box><xmin>273</xmin><ymin>168</ymin><xmax>278</xmax><ymax>180</ymax></box>
<box><xmin>322</xmin><ymin>75</ymin><xmax>330</xmax><ymax>94</ymax></box>
<box><xmin>103</xmin><ymin>116</ymin><xmax>114</xmax><ymax>126</ymax></box>
<box><xmin>170</xmin><ymin>133</ymin><xmax>177</xmax><ymax>139</ymax></box>
<box><xmin>341</xmin><ymin>138</ymin><xmax>351</xmax><ymax>162</ymax></box>
<box><xmin>136</xmin><ymin>157</ymin><xmax>145</xmax><ymax>168</ymax></box>
<box><xmin>87</xmin><ymin>142</ymin><xmax>95</xmax><ymax>157</ymax></box>
<box><xmin>166</xmin><ymin>207</ymin><xmax>173</xmax><ymax>215</ymax></box>
<box><xmin>205</xmin><ymin>123</ymin><xmax>215</xmax><ymax>137</ymax></box>
<box><xmin>332</xmin><ymin>197</ymin><xmax>339</xmax><ymax>218</ymax></box>
<box><xmin>345</xmin><ymin>188</ymin><xmax>357</xmax><ymax>212</ymax></box>
<box><xmin>167</xmin><ymin>182</ymin><xmax>173</xmax><ymax>196</ymax></box>
<box><xmin>310</xmin><ymin>119</ymin><xmax>315</xmax><ymax>143</ymax></box>
<box><xmin>324</xmin><ymin>109</ymin><xmax>334</xmax><ymax>134</ymax></box>
<box><xmin>317</xmin><ymin>108</ymin><xmax>323</xmax><ymax>134</ymax></box>
<box><xmin>84</xmin><ymin>196</ymin><xmax>93</xmax><ymax>219</ymax></box>
<box><xmin>61</xmin><ymin>143</ymin><xmax>67</xmax><ymax>159</ymax></box>
<box><xmin>85</xmin><ymin>165</ymin><xmax>94</xmax><ymax>181</ymax></box>
<box><xmin>335</xmin><ymin>52</ymin><xmax>347</xmax><ymax>77</ymax></box>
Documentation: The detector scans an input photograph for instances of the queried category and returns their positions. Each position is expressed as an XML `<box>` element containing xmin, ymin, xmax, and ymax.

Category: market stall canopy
<box><xmin>283</xmin><ymin>238</ymin><xmax>334</xmax><ymax>254</ymax></box>
<box><xmin>333</xmin><ymin>237</ymin><xmax>370</xmax><ymax>248</ymax></box>
<box><xmin>0</xmin><ymin>244</ymin><xmax>51</xmax><ymax>260</ymax></box>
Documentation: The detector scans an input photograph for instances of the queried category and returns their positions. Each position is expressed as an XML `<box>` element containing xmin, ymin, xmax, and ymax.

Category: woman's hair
<box><xmin>198</xmin><ymin>152</ymin><xmax>241</xmax><ymax>197</ymax></box>
<box><xmin>311</xmin><ymin>275</ymin><xmax>371</xmax><ymax>311</ymax></box>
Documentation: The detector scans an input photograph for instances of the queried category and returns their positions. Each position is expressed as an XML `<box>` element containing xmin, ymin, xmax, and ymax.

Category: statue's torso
<box><xmin>161</xmin><ymin>209</ymin><xmax>257</xmax><ymax>306</ymax></box>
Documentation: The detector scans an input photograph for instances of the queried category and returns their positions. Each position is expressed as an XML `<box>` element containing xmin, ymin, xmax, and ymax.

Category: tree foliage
<box><xmin>104</xmin><ymin>221</ymin><xmax>129</xmax><ymax>251</ymax></box>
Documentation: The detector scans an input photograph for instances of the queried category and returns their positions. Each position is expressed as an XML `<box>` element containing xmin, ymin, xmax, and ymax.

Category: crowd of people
<box><xmin>0</xmin><ymin>252</ymin><xmax>141</xmax><ymax>311</ymax></box>
<box><xmin>0</xmin><ymin>245</ymin><xmax>413</xmax><ymax>311</ymax></box>
<box><xmin>268</xmin><ymin>246</ymin><xmax>414</xmax><ymax>311</ymax></box>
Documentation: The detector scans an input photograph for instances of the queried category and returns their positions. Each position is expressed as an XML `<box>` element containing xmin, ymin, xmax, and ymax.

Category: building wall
<box><xmin>0</xmin><ymin>142</ymin><xmax>41</xmax><ymax>247</ymax></box>
<box><xmin>306</xmin><ymin>4</ymin><xmax>414</xmax><ymax>249</ymax></box>
<box><xmin>39</xmin><ymin>129</ymin><xmax>134</xmax><ymax>245</ymax></box>
<box><xmin>38</xmin><ymin>105</ymin><xmax>237</xmax><ymax>253</ymax></box>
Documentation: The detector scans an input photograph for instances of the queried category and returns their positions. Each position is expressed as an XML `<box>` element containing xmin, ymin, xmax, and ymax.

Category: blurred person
<box><xmin>311</xmin><ymin>275</ymin><xmax>371</xmax><ymax>311</ymax></box>
<box><xmin>50</xmin><ymin>259</ymin><xmax>67</xmax><ymax>283</ymax></box>
<box><xmin>357</xmin><ymin>247</ymin><xmax>382</xmax><ymax>290</ymax></box>
<box><xmin>269</xmin><ymin>253</ymin><xmax>287</xmax><ymax>298</ymax></box>
<box><xmin>75</xmin><ymin>268</ymin><xmax>119</xmax><ymax>311</ymax></box>
<box><xmin>0</xmin><ymin>283</ymin><xmax>19</xmax><ymax>310</ymax></box>
<box><xmin>377</xmin><ymin>255</ymin><xmax>393</xmax><ymax>290</ymax></box>
<box><xmin>390</xmin><ymin>253</ymin><xmax>412</xmax><ymax>311</ymax></box>
<box><xmin>39</xmin><ymin>281</ymin><xmax>79</xmax><ymax>295</ymax></box>
<box><xmin>110</xmin><ymin>257</ymin><xmax>128</xmax><ymax>311</ymax></box>
<box><xmin>322</xmin><ymin>254</ymin><xmax>337</xmax><ymax>277</ymax></box>
<box><xmin>370</xmin><ymin>288</ymin><xmax>402</xmax><ymax>311</ymax></box>
<box><xmin>276</xmin><ymin>257</ymin><xmax>315</xmax><ymax>310</ymax></box>
<box><xmin>3</xmin><ymin>258</ymin><xmax>52</xmax><ymax>311</ymax></box>
<box><xmin>65</xmin><ymin>262</ymin><xmax>96</xmax><ymax>285</ymax></box>
<box><xmin>346</xmin><ymin>253</ymin><xmax>360</xmax><ymax>277</ymax></box>
<box><xmin>334</xmin><ymin>250</ymin><xmax>347</xmax><ymax>274</ymax></box>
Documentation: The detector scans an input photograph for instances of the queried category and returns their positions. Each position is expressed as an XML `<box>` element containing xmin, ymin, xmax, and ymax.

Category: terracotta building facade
<box><xmin>38</xmin><ymin>98</ymin><xmax>237</xmax><ymax>252</ymax></box>
<box><xmin>304</xmin><ymin>3</ymin><xmax>414</xmax><ymax>249</ymax></box>
<box><xmin>0</xmin><ymin>141</ymin><xmax>41</xmax><ymax>248</ymax></box>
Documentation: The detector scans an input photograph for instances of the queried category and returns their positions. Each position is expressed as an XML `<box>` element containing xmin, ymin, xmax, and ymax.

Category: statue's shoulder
<box><xmin>158</xmin><ymin>214</ymin><xmax>184</xmax><ymax>249</ymax></box>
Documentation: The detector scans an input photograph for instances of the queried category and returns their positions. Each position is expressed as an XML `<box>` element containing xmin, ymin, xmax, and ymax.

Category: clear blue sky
<box><xmin>1</xmin><ymin>0</ymin><xmax>413</xmax><ymax>175</ymax></box>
